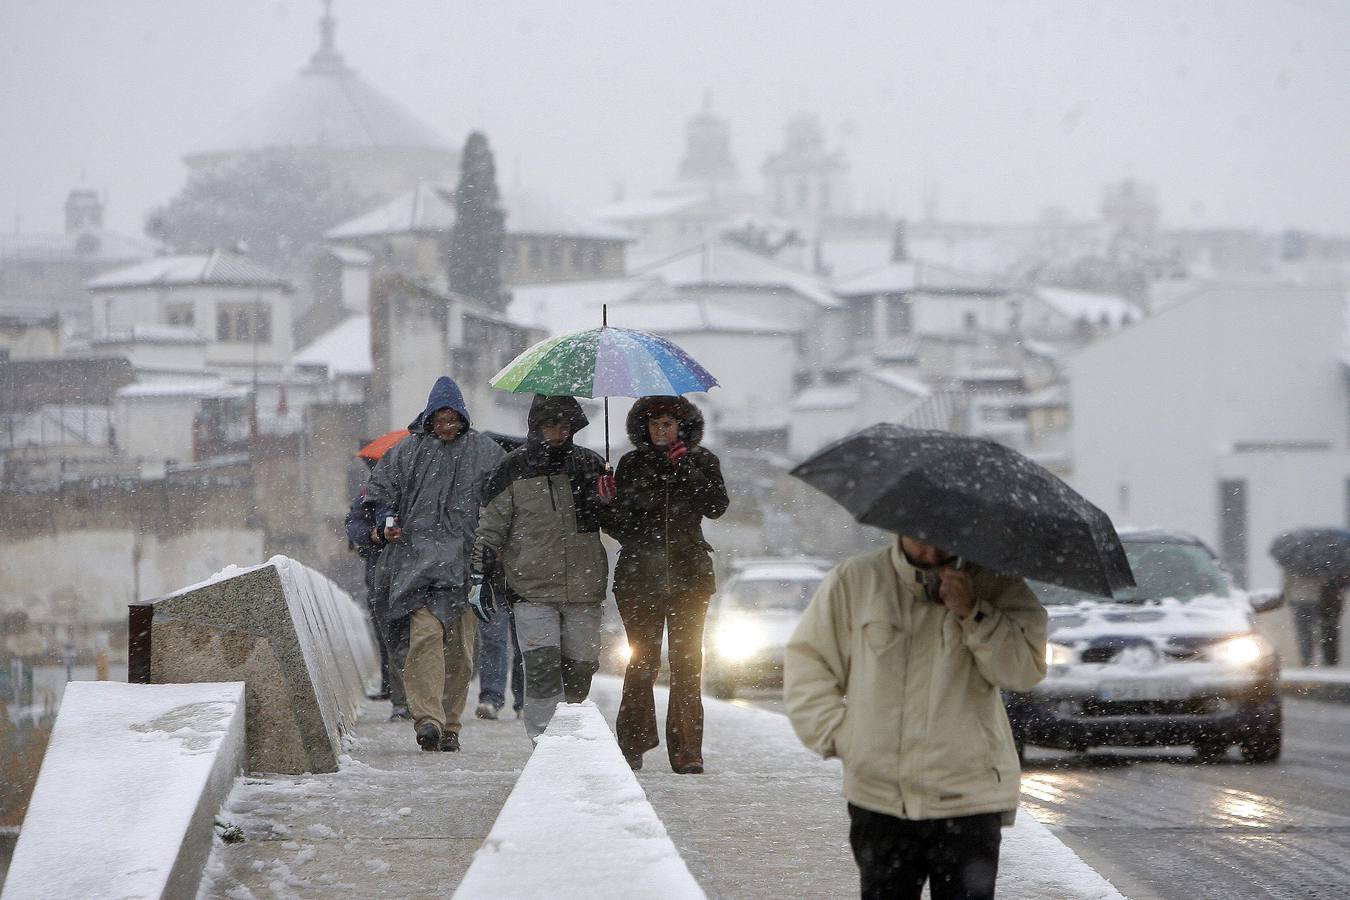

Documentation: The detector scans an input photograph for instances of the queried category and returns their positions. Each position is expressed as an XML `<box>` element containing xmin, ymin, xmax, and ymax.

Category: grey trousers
<box><xmin>512</xmin><ymin>601</ymin><xmax>603</xmax><ymax>742</ymax></box>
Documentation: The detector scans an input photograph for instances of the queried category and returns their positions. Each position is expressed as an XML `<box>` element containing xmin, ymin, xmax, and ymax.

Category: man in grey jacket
<box><xmin>366</xmin><ymin>376</ymin><xmax>505</xmax><ymax>752</ymax></box>
<box><xmin>785</xmin><ymin>535</ymin><xmax>1047</xmax><ymax>900</ymax></box>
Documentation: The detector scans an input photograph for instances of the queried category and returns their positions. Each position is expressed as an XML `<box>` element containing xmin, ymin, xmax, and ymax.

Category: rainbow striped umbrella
<box><xmin>490</xmin><ymin>322</ymin><xmax>717</xmax><ymax>461</ymax></box>
<box><xmin>490</xmin><ymin>326</ymin><xmax>718</xmax><ymax>398</ymax></box>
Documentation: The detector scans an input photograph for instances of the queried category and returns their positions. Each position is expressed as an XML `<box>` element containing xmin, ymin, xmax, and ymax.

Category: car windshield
<box><xmin>1030</xmin><ymin>541</ymin><xmax>1230</xmax><ymax>605</ymax></box>
<box><xmin>724</xmin><ymin>577</ymin><xmax>823</xmax><ymax>612</ymax></box>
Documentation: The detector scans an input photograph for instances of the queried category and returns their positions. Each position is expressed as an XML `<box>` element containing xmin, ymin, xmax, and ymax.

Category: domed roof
<box><xmin>188</xmin><ymin>6</ymin><xmax>449</xmax><ymax>160</ymax></box>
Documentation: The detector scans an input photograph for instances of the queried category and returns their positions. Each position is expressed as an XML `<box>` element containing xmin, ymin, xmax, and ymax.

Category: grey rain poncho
<box><xmin>366</xmin><ymin>376</ymin><xmax>506</xmax><ymax>623</ymax></box>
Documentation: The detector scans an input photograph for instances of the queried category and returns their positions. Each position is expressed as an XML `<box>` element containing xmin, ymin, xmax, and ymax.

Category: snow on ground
<box><xmin>1283</xmin><ymin>667</ymin><xmax>1350</xmax><ymax>685</ymax></box>
<box><xmin>200</xmin><ymin>677</ymin><xmax>1124</xmax><ymax>899</ymax></box>
<box><xmin>4</xmin><ymin>681</ymin><xmax>245</xmax><ymax>900</ymax></box>
<box><xmin>594</xmin><ymin>679</ymin><xmax>1125</xmax><ymax>900</ymax></box>
<box><xmin>455</xmin><ymin>701</ymin><xmax>703</xmax><ymax>899</ymax></box>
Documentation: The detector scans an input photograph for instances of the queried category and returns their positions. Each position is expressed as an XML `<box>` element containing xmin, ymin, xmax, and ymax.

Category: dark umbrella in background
<box><xmin>1270</xmin><ymin>527</ymin><xmax>1350</xmax><ymax>578</ymax></box>
<box><xmin>791</xmin><ymin>424</ymin><xmax>1135</xmax><ymax>597</ymax></box>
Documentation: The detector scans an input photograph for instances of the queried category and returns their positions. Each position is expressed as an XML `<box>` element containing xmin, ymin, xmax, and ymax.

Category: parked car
<box><xmin>1004</xmin><ymin>529</ymin><xmax>1284</xmax><ymax>763</ymax></box>
<box><xmin>703</xmin><ymin>558</ymin><xmax>829</xmax><ymax>699</ymax></box>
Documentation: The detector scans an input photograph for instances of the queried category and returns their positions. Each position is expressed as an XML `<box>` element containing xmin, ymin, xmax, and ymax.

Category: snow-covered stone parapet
<box><xmin>455</xmin><ymin>702</ymin><xmax>705</xmax><ymax>899</ymax></box>
<box><xmin>1</xmin><ymin>682</ymin><xmax>245</xmax><ymax>900</ymax></box>
<box><xmin>129</xmin><ymin>555</ymin><xmax>378</xmax><ymax>774</ymax></box>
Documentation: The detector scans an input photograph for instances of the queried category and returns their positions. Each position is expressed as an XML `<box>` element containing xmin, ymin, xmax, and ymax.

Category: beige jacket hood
<box><xmin>784</xmin><ymin>543</ymin><xmax>1047</xmax><ymax>823</ymax></box>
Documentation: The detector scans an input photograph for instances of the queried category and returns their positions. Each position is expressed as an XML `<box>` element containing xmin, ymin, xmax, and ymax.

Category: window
<box><xmin>884</xmin><ymin>294</ymin><xmax>911</xmax><ymax>336</ymax></box>
<box><xmin>1217</xmin><ymin>479</ymin><xmax>1248</xmax><ymax>588</ymax></box>
<box><xmin>164</xmin><ymin>302</ymin><xmax>194</xmax><ymax>329</ymax></box>
<box><xmin>570</xmin><ymin>246</ymin><xmax>585</xmax><ymax>273</ymax></box>
<box><xmin>216</xmin><ymin>302</ymin><xmax>272</xmax><ymax>343</ymax></box>
<box><xmin>849</xmin><ymin>297</ymin><xmax>872</xmax><ymax>340</ymax></box>
<box><xmin>548</xmin><ymin>242</ymin><xmax>563</xmax><ymax>272</ymax></box>
<box><xmin>589</xmin><ymin>246</ymin><xmax>605</xmax><ymax>273</ymax></box>
<box><xmin>528</xmin><ymin>242</ymin><xmax>543</xmax><ymax>272</ymax></box>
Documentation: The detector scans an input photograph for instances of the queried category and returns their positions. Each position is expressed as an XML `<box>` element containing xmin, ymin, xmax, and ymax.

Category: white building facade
<box><xmin>1069</xmin><ymin>284</ymin><xmax>1350</xmax><ymax>590</ymax></box>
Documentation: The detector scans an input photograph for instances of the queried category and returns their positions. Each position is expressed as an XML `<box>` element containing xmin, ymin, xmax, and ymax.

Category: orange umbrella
<box><xmin>357</xmin><ymin>428</ymin><xmax>410</xmax><ymax>461</ymax></box>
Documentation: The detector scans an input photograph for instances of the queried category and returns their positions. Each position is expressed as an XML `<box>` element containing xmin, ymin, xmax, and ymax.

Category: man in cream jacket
<box><xmin>784</xmin><ymin>535</ymin><xmax>1047</xmax><ymax>900</ymax></box>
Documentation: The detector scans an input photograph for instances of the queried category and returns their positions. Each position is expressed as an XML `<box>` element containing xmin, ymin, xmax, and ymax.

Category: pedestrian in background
<box><xmin>1285</xmin><ymin>571</ymin><xmax>1350</xmax><ymax>667</ymax></box>
<box><xmin>607</xmin><ymin>396</ymin><xmax>728</xmax><ymax>773</ymax></box>
<box><xmin>475</xmin><ymin>588</ymin><xmax>524</xmax><ymax>720</ymax></box>
<box><xmin>470</xmin><ymin>395</ymin><xmax>613</xmax><ymax>742</ymax></box>
<box><xmin>366</xmin><ymin>376</ymin><xmax>505</xmax><ymax>752</ymax></box>
<box><xmin>785</xmin><ymin>533</ymin><xmax>1047</xmax><ymax>899</ymax></box>
<box><xmin>344</xmin><ymin>478</ymin><xmax>409</xmax><ymax>719</ymax></box>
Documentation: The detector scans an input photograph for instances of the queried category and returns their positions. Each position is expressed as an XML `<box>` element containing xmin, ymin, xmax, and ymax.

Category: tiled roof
<box><xmin>326</xmin><ymin>184</ymin><xmax>631</xmax><ymax>242</ymax></box>
<box><xmin>87</xmin><ymin>250</ymin><xmax>292</xmax><ymax>291</ymax></box>
<box><xmin>634</xmin><ymin>240</ymin><xmax>840</xmax><ymax>308</ymax></box>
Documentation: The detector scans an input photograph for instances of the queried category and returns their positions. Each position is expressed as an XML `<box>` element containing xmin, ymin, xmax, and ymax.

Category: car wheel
<box><xmin>1240</xmin><ymin>727</ymin><xmax>1281</xmax><ymax>764</ymax></box>
<box><xmin>1192</xmin><ymin>737</ymin><xmax>1230</xmax><ymax>763</ymax></box>
<box><xmin>1239</xmin><ymin>697</ymin><xmax>1282</xmax><ymax>764</ymax></box>
<box><xmin>707</xmin><ymin>677</ymin><xmax>736</xmax><ymax>700</ymax></box>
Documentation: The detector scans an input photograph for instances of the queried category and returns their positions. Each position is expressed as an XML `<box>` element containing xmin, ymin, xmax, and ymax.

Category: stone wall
<box><xmin>131</xmin><ymin>557</ymin><xmax>377</xmax><ymax>774</ymax></box>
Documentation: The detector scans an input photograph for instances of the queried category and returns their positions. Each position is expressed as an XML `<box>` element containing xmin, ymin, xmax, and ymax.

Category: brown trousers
<box><xmin>405</xmin><ymin>608</ymin><xmax>477</xmax><ymax>734</ymax></box>
<box><xmin>616</xmin><ymin>591</ymin><xmax>711</xmax><ymax>769</ymax></box>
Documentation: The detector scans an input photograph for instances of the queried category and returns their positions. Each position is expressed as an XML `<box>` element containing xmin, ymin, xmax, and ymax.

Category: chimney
<box><xmin>65</xmin><ymin>188</ymin><xmax>103</xmax><ymax>234</ymax></box>
<box><xmin>890</xmin><ymin>218</ymin><xmax>908</xmax><ymax>262</ymax></box>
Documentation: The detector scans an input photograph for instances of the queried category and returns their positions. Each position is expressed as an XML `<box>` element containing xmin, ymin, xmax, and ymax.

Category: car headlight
<box><xmin>713</xmin><ymin>620</ymin><xmax>764</xmax><ymax>662</ymax></box>
<box><xmin>1045</xmin><ymin>642</ymin><xmax>1075</xmax><ymax>666</ymax></box>
<box><xmin>1209</xmin><ymin>634</ymin><xmax>1268</xmax><ymax>666</ymax></box>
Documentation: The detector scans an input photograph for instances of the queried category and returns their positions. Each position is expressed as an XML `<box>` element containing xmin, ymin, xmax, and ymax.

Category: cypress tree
<box><xmin>447</xmin><ymin>131</ymin><xmax>507</xmax><ymax>307</ymax></box>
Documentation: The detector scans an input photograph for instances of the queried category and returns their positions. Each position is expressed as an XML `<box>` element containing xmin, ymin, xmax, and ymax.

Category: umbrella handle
<box><xmin>604</xmin><ymin>395</ymin><xmax>610</xmax><ymax>463</ymax></box>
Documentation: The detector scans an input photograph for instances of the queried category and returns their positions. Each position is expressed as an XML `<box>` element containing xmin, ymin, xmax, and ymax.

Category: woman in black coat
<box><xmin>607</xmin><ymin>396</ymin><xmax>729</xmax><ymax>773</ymax></box>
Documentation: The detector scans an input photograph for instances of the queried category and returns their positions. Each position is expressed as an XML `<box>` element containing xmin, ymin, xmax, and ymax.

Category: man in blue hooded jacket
<box><xmin>365</xmin><ymin>376</ymin><xmax>505</xmax><ymax>751</ymax></box>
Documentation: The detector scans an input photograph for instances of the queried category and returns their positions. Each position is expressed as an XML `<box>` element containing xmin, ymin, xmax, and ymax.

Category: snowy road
<box><xmin>742</xmin><ymin>691</ymin><xmax>1350</xmax><ymax>899</ymax></box>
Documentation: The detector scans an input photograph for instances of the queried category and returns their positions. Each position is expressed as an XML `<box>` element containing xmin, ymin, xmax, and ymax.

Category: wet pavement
<box><xmin>1019</xmin><ymin>697</ymin><xmax>1350</xmax><ymax>900</ymax></box>
<box><xmin>744</xmin><ymin>690</ymin><xmax>1350</xmax><ymax>899</ymax></box>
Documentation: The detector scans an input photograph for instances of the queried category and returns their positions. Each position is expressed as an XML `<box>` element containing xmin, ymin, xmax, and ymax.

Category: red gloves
<box><xmin>597</xmin><ymin>472</ymin><xmax>617</xmax><ymax>504</ymax></box>
<box><xmin>666</xmin><ymin>440</ymin><xmax>688</xmax><ymax>463</ymax></box>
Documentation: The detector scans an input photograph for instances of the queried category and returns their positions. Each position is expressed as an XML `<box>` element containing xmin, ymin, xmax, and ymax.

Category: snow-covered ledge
<box><xmin>2</xmin><ymin>682</ymin><xmax>246</xmax><ymax>900</ymax></box>
<box><xmin>454</xmin><ymin>701</ymin><xmax>705</xmax><ymax>899</ymax></box>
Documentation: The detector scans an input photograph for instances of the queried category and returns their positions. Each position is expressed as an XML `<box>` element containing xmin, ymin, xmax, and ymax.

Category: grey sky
<box><xmin>1</xmin><ymin>0</ymin><xmax>1346</xmax><ymax>237</ymax></box>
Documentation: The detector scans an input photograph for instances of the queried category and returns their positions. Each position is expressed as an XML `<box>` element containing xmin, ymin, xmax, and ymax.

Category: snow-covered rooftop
<box><xmin>293</xmin><ymin>314</ymin><xmax>371</xmax><ymax>377</ymax></box>
<box><xmin>87</xmin><ymin>250</ymin><xmax>291</xmax><ymax>292</ymax></box>
<box><xmin>591</xmin><ymin>192</ymin><xmax>706</xmax><ymax>223</ymax></box>
<box><xmin>833</xmin><ymin>259</ymin><xmax>998</xmax><ymax>296</ymax></box>
<box><xmin>187</xmin><ymin>15</ymin><xmax>449</xmax><ymax>158</ymax></box>
<box><xmin>0</xmin><ymin>228</ymin><xmax>158</xmax><ymax>264</ymax></box>
<box><xmin>327</xmin><ymin>184</ymin><xmax>631</xmax><ymax>242</ymax></box>
<box><xmin>635</xmin><ymin>241</ymin><xmax>840</xmax><ymax>308</ymax></box>
<box><xmin>506</xmin><ymin>277</ymin><xmax>661</xmax><ymax>334</ymax></box>
<box><xmin>867</xmin><ymin>369</ymin><xmax>932</xmax><ymax>397</ymax></box>
<box><xmin>618</xmin><ymin>298</ymin><xmax>794</xmax><ymax>335</ymax></box>
<box><xmin>1032</xmin><ymin>285</ymin><xmax>1141</xmax><ymax>328</ymax></box>
<box><xmin>116</xmin><ymin>377</ymin><xmax>248</xmax><ymax>400</ymax></box>
<box><xmin>791</xmin><ymin>384</ymin><xmax>861</xmax><ymax>411</ymax></box>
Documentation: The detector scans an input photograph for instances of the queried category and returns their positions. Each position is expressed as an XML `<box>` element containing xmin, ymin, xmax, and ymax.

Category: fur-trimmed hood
<box><xmin>626</xmin><ymin>395</ymin><xmax>705</xmax><ymax>448</ymax></box>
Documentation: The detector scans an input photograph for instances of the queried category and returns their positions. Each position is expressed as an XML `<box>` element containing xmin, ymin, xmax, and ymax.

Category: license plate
<box><xmin>1099</xmin><ymin>680</ymin><xmax>1191</xmax><ymax>701</ymax></box>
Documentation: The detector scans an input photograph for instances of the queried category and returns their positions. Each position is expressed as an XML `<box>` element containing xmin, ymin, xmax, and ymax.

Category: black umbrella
<box><xmin>1270</xmin><ymin>527</ymin><xmax>1350</xmax><ymax>578</ymax></box>
<box><xmin>790</xmin><ymin>424</ymin><xmax>1135</xmax><ymax>597</ymax></box>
